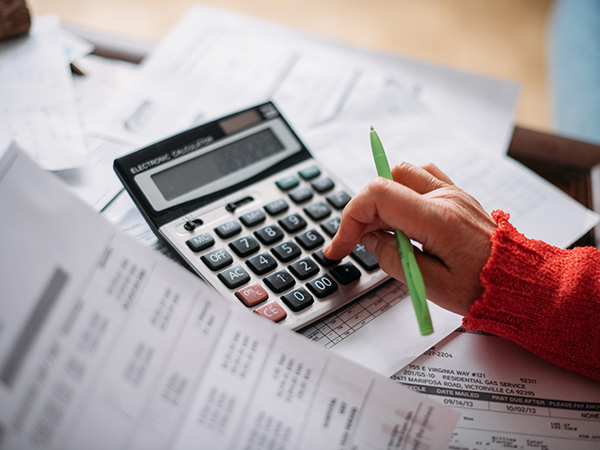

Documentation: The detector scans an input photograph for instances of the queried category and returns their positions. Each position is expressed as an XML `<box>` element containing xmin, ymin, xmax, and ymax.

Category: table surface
<box><xmin>28</xmin><ymin>0</ymin><xmax>555</xmax><ymax>134</ymax></box>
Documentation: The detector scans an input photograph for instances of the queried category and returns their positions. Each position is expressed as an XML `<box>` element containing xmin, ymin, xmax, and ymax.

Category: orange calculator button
<box><xmin>254</xmin><ymin>301</ymin><xmax>287</xmax><ymax>323</ymax></box>
<box><xmin>236</xmin><ymin>283</ymin><xmax>269</xmax><ymax>307</ymax></box>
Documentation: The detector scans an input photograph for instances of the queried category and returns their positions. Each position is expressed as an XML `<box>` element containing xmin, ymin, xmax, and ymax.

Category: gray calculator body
<box><xmin>114</xmin><ymin>102</ymin><xmax>388</xmax><ymax>330</ymax></box>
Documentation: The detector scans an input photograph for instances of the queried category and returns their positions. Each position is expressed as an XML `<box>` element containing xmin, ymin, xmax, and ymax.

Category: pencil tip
<box><xmin>370</xmin><ymin>125</ymin><xmax>374</xmax><ymax>131</ymax></box>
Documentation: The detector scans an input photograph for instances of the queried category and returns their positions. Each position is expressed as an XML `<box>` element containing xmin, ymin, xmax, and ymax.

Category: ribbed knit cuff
<box><xmin>463</xmin><ymin>210</ymin><xmax>600</xmax><ymax>381</ymax></box>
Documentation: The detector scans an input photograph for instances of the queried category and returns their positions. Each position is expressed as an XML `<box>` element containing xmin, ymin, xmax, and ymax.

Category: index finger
<box><xmin>324</xmin><ymin>176</ymin><xmax>432</xmax><ymax>260</ymax></box>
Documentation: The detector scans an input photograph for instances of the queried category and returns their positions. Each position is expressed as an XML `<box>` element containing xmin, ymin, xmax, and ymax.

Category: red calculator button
<box><xmin>236</xmin><ymin>283</ymin><xmax>268</xmax><ymax>307</ymax></box>
<box><xmin>254</xmin><ymin>301</ymin><xmax>287</xmax><ymax>323</ymax></box>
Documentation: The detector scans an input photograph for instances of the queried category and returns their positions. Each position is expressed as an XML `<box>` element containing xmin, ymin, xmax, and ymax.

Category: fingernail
<box><xmin>362</xmin><ymin>233</ymin><xmax>378</xmax><ymax>254</ymax></box>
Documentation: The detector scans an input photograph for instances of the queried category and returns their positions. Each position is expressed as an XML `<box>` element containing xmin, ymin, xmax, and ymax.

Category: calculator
<box><xmin>114</xmin><ymin>102</ymin><xmax>388</xmax><ymax>330</ymax></box>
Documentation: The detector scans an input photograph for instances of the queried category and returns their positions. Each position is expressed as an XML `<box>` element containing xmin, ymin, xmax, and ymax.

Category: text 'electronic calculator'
<box><xmin>114</xmin><ymin>102</ymin><xmax>389</xmax><ymax>330</ymax></box>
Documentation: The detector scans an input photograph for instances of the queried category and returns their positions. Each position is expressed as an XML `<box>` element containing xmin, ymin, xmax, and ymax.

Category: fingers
<box><xmin>419</xmin><ymin>163</ymin><xmax>454</xmax><ymax>185</ymax></box>
<box><xmin>362</xmin><ymin>230</ymin><xmax>468</xmax><ymax>314</ymax></box>
<box><xmin>391</xmin><ymin>162</ymin><xmax>453</xmax><ymax>194</ymax></box>
<box><xmin>324</xmin><ymin>177</ymin><xmax>429</xmax><ymax>260</ymax></box>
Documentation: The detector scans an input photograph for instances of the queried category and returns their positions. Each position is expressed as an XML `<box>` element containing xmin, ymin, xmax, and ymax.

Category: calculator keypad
<box><xmin>163</xmin><ymin>162</ymin><xmax>386</xmax><ymax>330</ymax></box>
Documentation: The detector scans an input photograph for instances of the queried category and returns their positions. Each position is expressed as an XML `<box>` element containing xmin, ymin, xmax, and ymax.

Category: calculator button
<box><xmin>303</xmin><ymin>202</ymin><xmax>331</xmax><ymax>221</ymax></box>
<box><xmin>307</xmin><ymin>275</ymin><xmax>338</xmax><ymax>298</ymax></box>
<box><xmin>312</xmin><ymin>249</ymin><xmax>340</xmax><ymax>267</ymax></box>
<box><xmin>201</xmin><ymin>248</ymin><xmax>233</xmax><ymax>271</ymax></box>
<box><xmin>218</xmin><ymin>265</ymin><xmax>251</xmax><ymax>289</ymax></box>
<box><xmin>330</xmin><ymin>262</ymin><xmax>362</xmax><ymax>285</ymax></box>
<box><xmin>185</xmin><ymin>232</ymin><xmax>215</xmax><ymax>252</ymax></box>
<box><xmin>288</xmin><ymin>257</ymin><xmax>319</xmax><ymax>280</ymax></box>
<box><xmin>246</xmin><ymin>252</ymin><xmax>278</xmax><ymax>275</ymax></box>
<box><xmin>271</xmin><ymin>241</ymin><xmax>302</xmax><ymax>263</ymax></box>
<box><xmin>311</xmin><ymin>177</ymin><xmax>335</xmax><ymax>193</ymax></box>
<box><xmin>288</xmin><ymin>186</ymin><xmax>313</xmax><ymax>204</ymax></box>
<box><xmin>278</xmin><ymin>213</ymin><xmax>307</xmax><ymax>233</ymax></box>
<box><xmin>326</xmin><ymin>191</ymin><xmax>352</xmax><ymax>210</ymax></box>
<box><xmin>321</xmin><ymin>217</ymin><xmax>341</xmax><ymax>237</ymax></box>
<box><xmin>229</xmin><ymin>236</ymin><xmax>260</xmax><ymax>257</ymax></box>
<box><xmin>296</xmin><ymin>229</ymin><xmax>325</xmax><ymax>250</ymax></box>
<box><xmin>264</xmin><ymin>198</ymin><xmax>289</xmax><ymax>216</ymax></box>
<box><xmin>239</xmin><ymin>210</ymin><xmax>266</xmax><ymax>227</ymax></box>
<box><xmin>298</xmin><ymin>165</ymin><xmax>321</xmax><ymax>180</ymax></box>
<box><xmin>254</xmin><ymin>301</ymin><xmax>287</xmax><ymax>323</ymax></box>
<box><xmin>275</xmin><ymin>175</ymin><xmax>300</xmax><ymax>191</ymax></box>
<box><xmin>350</xmin><ymin>244</ymin><xmax>379</xmax><ymax>271</ymax></box>
<box><xmin>214</xmin><ymin>221</ymin><xmax>242</xmax><ymax>239</ymax></box>
<box><xmin>254</xmin><ymin>225</ymin><xmax>284</xmax><ymax>245</ymax></box>
<box><xmin>281</xmin><ymin>288</ymin><xmax>314</xmax><ymax>312</ymax></box>
<box><xmin>236</xmin><ymin>282</ymin><xmax>269</xmax><ymax>307</ymax></box>
<box><xmin>264</xmin><ymin>270</ymin><xmax>296</xmax><ymax>293</ymax></box>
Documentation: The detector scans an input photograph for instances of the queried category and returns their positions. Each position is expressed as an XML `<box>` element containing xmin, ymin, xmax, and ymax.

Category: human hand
<box><xmin>323</xmin><ymin>162</ymin><xmax>497</xmax><ymax>316</ymax></box>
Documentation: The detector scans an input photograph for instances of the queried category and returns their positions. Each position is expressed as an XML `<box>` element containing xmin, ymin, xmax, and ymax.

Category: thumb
<box><xmin>362</xmin><ymin>231</ymin><xmax>408</xmax><ymax>284</ymax></box>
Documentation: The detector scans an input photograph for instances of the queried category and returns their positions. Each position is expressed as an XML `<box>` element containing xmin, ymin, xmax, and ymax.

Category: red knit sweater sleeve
<box><xmin>463</xmin><ymin>210</ymin><xmax>600</xmax><ymax>382</ymax></box>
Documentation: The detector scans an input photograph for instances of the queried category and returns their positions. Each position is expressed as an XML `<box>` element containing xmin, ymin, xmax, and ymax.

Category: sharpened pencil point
<box><xmin>370</xmin><ymin>125</ymin><xmax>374</xmax><ymax>131</ymax></box>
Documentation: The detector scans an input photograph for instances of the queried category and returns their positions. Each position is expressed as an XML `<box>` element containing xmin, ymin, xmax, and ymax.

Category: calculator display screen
<box><xmin>151</xmin><ymin>128</ymin><xmax>284</xmax><ymax>201</ymax></box>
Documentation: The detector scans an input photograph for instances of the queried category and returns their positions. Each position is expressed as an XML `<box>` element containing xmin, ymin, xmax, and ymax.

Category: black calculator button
<box><xmin>350</xmin><ymin>244</ymin><xmax>379</xmax><ymax>271</ymax></box>
<box><xmin>246</xmin><ymin>253</ymin><xmax>278</xmax><ymax>275</ymax></box>
<box><xmin>298</xmin><ymin>165</ymin><xmax>321</xmax><ymax>180</ymax></box>
<box><xmin>254</xmin><ymin>225</ymin><xmax>284</xmax><ymax>245</ymax></box>
<box><xmin>330</xmin><ymin>262</ymin><xmax>362</xmax><ymax>285</ymax></box>
<box><xmin>185</xmin><ymin>232</ymin><xmax>215</xmax><ymax>252</ymax></box>
<box><xmin>264</xmin><ymin>270</ymin><xmax>296</xmax><ymax>293</ymax></box>
<box><xmin>288</xmin><ymin>257</ymin><xmax>319</xmax><ymax>280</ymax></box>
<box><xmin>303</xmin><ymin>202</ymin><xmax>331</xmax><ymax>221</ymax></box>
<box><xmin>264</xmin><ymin>198</ymin><xmax>289</xmax><ymax>216</ymax></box>
<box><xmin>218</xmin><ymin>265</ymin><xmax>251</xmax><ymax>289</ymax></box>
<box><xmin>281</xmin><ymin>287</ymin><xmax>314</xmax><ymax>312</ymax></box>
<box><xmin>289</xmin><ymin>186</ymin><xmax>313</xmax><ymax>204</ymax></box>
<box><xmin>326</xmin><ymin>191</ymin><xmax>351</xmax><ymax>210</ymax></box>
<box><xmin>229</xmin><ymin>236</ymin><xmax>260</xmax><ymax>257</ymax></box>
<box><xmin>307</xmin><ymin>275</ymin><xmax>338</xmax><ymax>298</ymax></box>
<box><xmin>201</xmin><ymin>248</ymin><xmax>233</xmax><ymax>271</ymax></box>
<box><xmin>295</xmin><ymin>229</ymin><xmax>325</xmax><ymax>250</ymax></box>
<box><xmin>311</xmin><ymin>177</ymin><xmax>335</xmax><ymax>193</ymax></box>
<box><xmin>278</xmin><ymin>213</ymin><xmax>307</xmax><ymax>233</ymax></box>
<box><xmin>313</xmin><ymin>249</ymin><xmax>340</xmax><ymax>267</ymax></box>
<box><xmin>239</xmin><ymin>210</ymin><xmax>266</xmax><ymax>227</ymax></box>
<box><xmin>275</xmin><ymin>175</ymin><xmax>300</xmax><ymax>191</ymax></box>
<box><xmin>271</xmin><ymin>241</ymin><xmax>302</xmax><ymax>263</ymax></box>
<box><xmin>321</xmin><ymin>217</ymin><xmax>341</xmax><ymax>237</ymax></box>
<box><xmin>214</xmin><ymin>221</ymin><xmax>242</xmax><ymax>239</ymax></box>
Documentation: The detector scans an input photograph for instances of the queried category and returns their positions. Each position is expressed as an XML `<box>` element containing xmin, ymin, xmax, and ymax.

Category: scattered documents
<box><xmin>0</xmin><ymin>16</ymin><xmax>86</xmax><ymax>171</ymax></box>
<box><xmin>394</xmin><ymin>329</ymin><xmax>600</xmax><ymax>449</ymax></box>
<box><xmin>0</xmin><ymin>143</ymin><xmax>459</xmax><ymax>450</ymax></box>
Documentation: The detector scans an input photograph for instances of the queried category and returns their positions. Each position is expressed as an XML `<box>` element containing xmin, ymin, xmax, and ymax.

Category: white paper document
<box><xmin>0</xmin><ymin>16</ymin><xmax>86</xmax><ymax>171</ymax></box>
<box><xmin>0</xmin><ymin>143</ymin><xmax>459</xmax><ymax>449</ymax></box>
<box><xmin>91</xmin><ymin>5</ymin><xmax>519</xmax><ymax>156</ymax></box>
<box><xmin>393</xmin><ymin>330</ymin><xmax>600</xmax><ymax>449</ymax></box>
<box><xmin>305</xmin><ymin>107</ymin><xmax>599</xmax><ymax>249</ymax></box>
